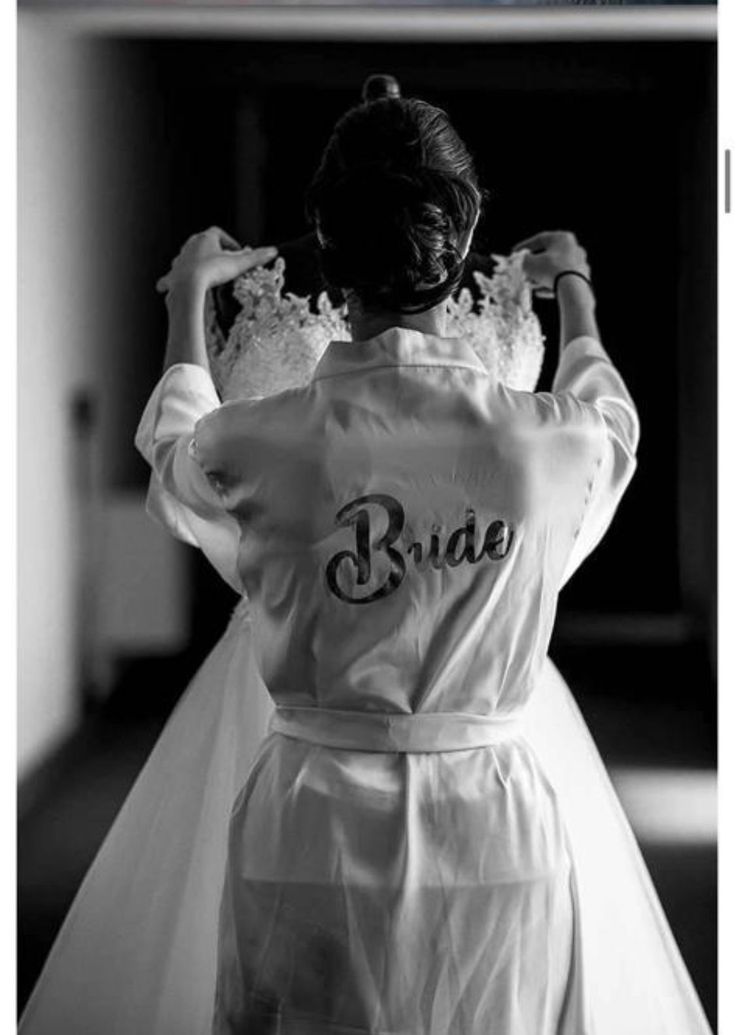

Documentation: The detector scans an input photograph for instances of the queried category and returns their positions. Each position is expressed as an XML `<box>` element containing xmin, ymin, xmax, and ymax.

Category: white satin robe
<box><xmin>142</xmin><ymin>327</ymin><xmax>640</xmax><ymax>1035</ymax></box>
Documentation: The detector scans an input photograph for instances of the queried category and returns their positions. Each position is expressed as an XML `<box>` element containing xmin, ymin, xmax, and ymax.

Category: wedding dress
<box><xmin>19</xmin><ymin>253</ymin><xmax>712</xmax><ymax>1035</ymax></box>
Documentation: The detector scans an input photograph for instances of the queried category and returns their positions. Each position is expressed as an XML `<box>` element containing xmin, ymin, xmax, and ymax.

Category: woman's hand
<box><xmin>514</xmin><ymin>230</ymin><xmax>598</xmax><ymax>347</ymax></box>
<box><xmin>157</xmin><ymin>229</ymin><xmax>276</xmax><ymax>374</ymax></box>
<box><xmin>512</xmin><ymin>230</ymin><xmax>590</xmax><ymax>297</ymax></box>
<box><xmin>156</xmin><ymin>227</ymin><xmax>277</xmax><ymax>296</ymax></box>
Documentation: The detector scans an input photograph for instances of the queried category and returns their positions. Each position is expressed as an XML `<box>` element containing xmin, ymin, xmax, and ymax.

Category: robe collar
<box><xmin>311</xmin><ymin>327</ymin><xmax>488</xmax><ymax>383</ymax></box>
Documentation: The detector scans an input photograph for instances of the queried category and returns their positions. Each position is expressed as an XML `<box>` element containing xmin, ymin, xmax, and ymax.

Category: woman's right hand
<box><xmin>156</xmin><ymin>227</ymin><xmax>277</xmax><ymax>297</ymax></box>
<box><xmin>511</xmin><ymin>230</ymin><xmax>590</xmax><ymax>296</ymax></box>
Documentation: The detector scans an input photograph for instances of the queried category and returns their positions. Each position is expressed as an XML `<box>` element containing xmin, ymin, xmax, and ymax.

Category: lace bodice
<box><xmin>206</xmin><ymin>253</ymin><xmax>545</xmax><ymax>402</ymax></box>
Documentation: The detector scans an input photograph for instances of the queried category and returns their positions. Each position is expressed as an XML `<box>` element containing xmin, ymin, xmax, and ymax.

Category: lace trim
<box><xmin>207</xmin><ymin>252</ymin><xmax>545</xmax><ymax>401</ymax></box>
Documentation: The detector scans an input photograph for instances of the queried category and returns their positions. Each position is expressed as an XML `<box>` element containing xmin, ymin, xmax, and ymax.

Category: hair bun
<box><xmin>361</xmin><ymin>74</ymin><xmax>401</xmax><ymax>103</ymax></box>
<box><xmin>316</xmin><ymin>165</ymin><xmax>466</xmax><ymax>313</ymax></box>
<box><xmin>307</xmin><ymin>96</ymin><xmax>481</xmax><ymax>314</ymax></box>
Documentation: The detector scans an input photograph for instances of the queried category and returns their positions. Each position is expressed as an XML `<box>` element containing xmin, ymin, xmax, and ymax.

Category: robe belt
<box><xmin>269</xmin><ymin>706</ymin><xmax>524</xmax><ymax>754</ymax></box>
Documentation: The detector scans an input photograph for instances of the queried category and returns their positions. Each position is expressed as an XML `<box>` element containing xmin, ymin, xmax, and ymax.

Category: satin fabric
<box><xmin>269</xmin><ymin>704</ymin><xmax>525</xmax><ymax>751</ymax></box>
<box><xmin>187</xmin><ymin>329</ymin><xmax>638</xmax><ymax>717</ymax></box>
<box><xmin>19</xmin><ymin>329</ymin><xmax>712</xmax><ymax>1034</ymax></box>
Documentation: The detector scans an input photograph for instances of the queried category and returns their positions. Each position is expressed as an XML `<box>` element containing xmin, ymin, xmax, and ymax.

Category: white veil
<box><xmin>19</xmin><ymin>601</ymin><xmax>272</xmax><ymax>1035</ymax></box>
<box><xmin>524</xmin><ymin>661</ymin><xmax>712</xmax><ymax>1034</ymax></box>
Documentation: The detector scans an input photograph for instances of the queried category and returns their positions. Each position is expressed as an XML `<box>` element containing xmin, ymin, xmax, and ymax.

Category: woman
<box><xmin>20</xmin><ymin>92</ymin><xmax>711</xmax><ymax>1035</ymax></box>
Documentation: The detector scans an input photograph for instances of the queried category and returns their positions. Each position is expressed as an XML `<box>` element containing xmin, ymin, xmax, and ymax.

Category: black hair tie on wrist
<box><xmin>553</xmin><ymin>270</ymin><xmax>593</xmax><ymax>296</ymax></box>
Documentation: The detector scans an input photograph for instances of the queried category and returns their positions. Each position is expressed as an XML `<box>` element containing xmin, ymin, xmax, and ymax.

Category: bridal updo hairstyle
<box><xmin>305</xmin><ymin>77</ymin><xmax>482</xmax><ymax>315</ymax></box>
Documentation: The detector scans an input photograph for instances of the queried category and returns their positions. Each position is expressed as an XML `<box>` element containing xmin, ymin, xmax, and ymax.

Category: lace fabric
<box><xmin>207</xmin><ymin>252</ymin><xmax>545</xmax><ymax>402</ymax></box>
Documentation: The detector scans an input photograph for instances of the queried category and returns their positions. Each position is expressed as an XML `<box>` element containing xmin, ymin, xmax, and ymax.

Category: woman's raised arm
<box><xmin>157</xmin><ymin>227</ymin><xmax>277</xmax><ymax>373</ymax></box>
<box><xmin>131</xmin><ymin>229</ymin><xmax>277</xmax><ymax>591</ymax></box>
<box><xmin>513</xmin><ymin>229</ymin><xmax>599</xmax><ymax>350</ymax></box>
<box><xmin>514</xmin><ymin>231</ymin><xmax>639</xmax><ymax>585</ymax></box>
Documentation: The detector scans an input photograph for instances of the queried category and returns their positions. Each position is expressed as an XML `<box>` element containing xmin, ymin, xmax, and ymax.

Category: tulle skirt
<box><xmin>19</xmin><ymin>600</ymin><xmax>712</xmax><ymax>1035</ymax></box>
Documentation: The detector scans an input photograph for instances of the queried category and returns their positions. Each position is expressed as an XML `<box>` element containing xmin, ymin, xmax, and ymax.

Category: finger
<box><xmin>511</xmin><ymin>232</ymin><xmax>556</xmax><ymax>254</ymax></box>
<box><xmin>214</xmin><ymin>246</ymin><xmax>278</xmax><ymax>285</ymax></box>
<box><xmin>519</xmin><ymin>252</ymin><xmax>547</xmax><ymax>281</ymax></box>
<box><xmin>238</xmin><ymin>245</ymin><xmax>278</xmax><ymax>268</ymax></box>
<box><xmin>207</xmin><ymin>226</ymin><xmax>242</xmax><ymax>251</ymax></box>
<box><xmin>521</xmin><ymin>257</ymin><xmax>557</xmax><ymax>297</ymax></box>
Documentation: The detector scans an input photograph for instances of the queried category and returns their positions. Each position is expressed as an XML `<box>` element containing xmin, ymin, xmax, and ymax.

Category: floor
<box><xmin>17</xmin><ymin>643</ymin><xmax>717</xmax><ymax>1029</ymax></box>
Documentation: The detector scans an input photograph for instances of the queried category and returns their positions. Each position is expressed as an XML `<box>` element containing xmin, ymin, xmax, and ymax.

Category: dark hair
<box><xmin>305</xmin><ymin>97</ymin><xmax>482</xmax><ymax>314</ymax></box>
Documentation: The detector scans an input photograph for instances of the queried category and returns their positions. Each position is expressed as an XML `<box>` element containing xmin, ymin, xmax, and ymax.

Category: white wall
<box><xmin>18</xmin><ymin>18</ymin><xmax>192</xmax><ymax>778</ymax></box>
<box><xmin>17</xmin><ymin>17</ymin><xmax>101</xmax><ymax>776</ymax></box>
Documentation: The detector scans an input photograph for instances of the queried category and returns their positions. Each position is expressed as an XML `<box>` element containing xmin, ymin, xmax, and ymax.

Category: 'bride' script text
<box><xmin>325</xmin><ymin>493</ymin><xmax>514</xmax><ymax>605</ymax></box>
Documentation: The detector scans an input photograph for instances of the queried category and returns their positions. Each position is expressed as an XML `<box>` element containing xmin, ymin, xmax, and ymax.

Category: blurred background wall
<box><xmin>18</xmin><ymin>18</ymin><xmax>190</xmax><ymax>778</ymax></box>
<box><xmin>18</xmin><ymin>20</ymin><xmax>99</xmax><ymax>775</ymax></box>
<box><xmin>17</xmin><ymin>9</ymin><xmax>717</xmax><ymax>1025</ymax></box>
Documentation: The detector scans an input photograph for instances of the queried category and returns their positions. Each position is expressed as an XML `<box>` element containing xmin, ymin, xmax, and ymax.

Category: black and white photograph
<box><xmin>15</xmin><ymin>1</ymin><xmax>723</xmax><ymax>1033</ymax></box>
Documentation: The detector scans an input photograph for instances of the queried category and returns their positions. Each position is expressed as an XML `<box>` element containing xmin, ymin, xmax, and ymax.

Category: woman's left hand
<box><xmin>156</xmin><ymin>227</ymin><xmax>277</xmax><ymax>296</ymax></box>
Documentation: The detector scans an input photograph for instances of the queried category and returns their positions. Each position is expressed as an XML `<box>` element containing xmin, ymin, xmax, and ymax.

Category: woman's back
<box><xmin>194</xmin><ymin>326</ymin><xmax>635</xmax><ymax>723</ymax></box>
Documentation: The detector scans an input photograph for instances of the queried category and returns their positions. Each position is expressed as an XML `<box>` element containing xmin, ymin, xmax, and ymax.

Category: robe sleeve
<box><xmin>134</xmin><ymin>362</ymin><xmax>244</xmax><ymax>594</ymax></box>
<box><xmin>551</xmin><ymin>336</ymin><xmax>640</xmax><ymax>587</ymax></box>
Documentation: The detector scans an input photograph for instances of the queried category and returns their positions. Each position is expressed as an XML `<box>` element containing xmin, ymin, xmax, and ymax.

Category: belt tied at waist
<box><xmin>269</xmin><ymin>706</ymin><xmax>524</xmax><ymax>754</ymax></box>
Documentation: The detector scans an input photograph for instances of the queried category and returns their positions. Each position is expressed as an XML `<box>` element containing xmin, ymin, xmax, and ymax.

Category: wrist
<box><xmin>165</xmin><ymin>273</ymin><xmax>209</xmax><ymax>311</ymax></box>
<box><xmin>163</xmin><ymin>276</ymin><xmax>210</xmax><ymax>373</ymax></box>
<box><xmin>555</xmin><ymin>271</ymin><xmax>596</xmax><ymax>309</ymax></box>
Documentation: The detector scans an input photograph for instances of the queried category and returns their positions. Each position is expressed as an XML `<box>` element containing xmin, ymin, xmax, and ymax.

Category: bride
<box><xmin>20</xmin><ymin>78</ymin><xmax>712</xmax><ymax>1035</ymax></box>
